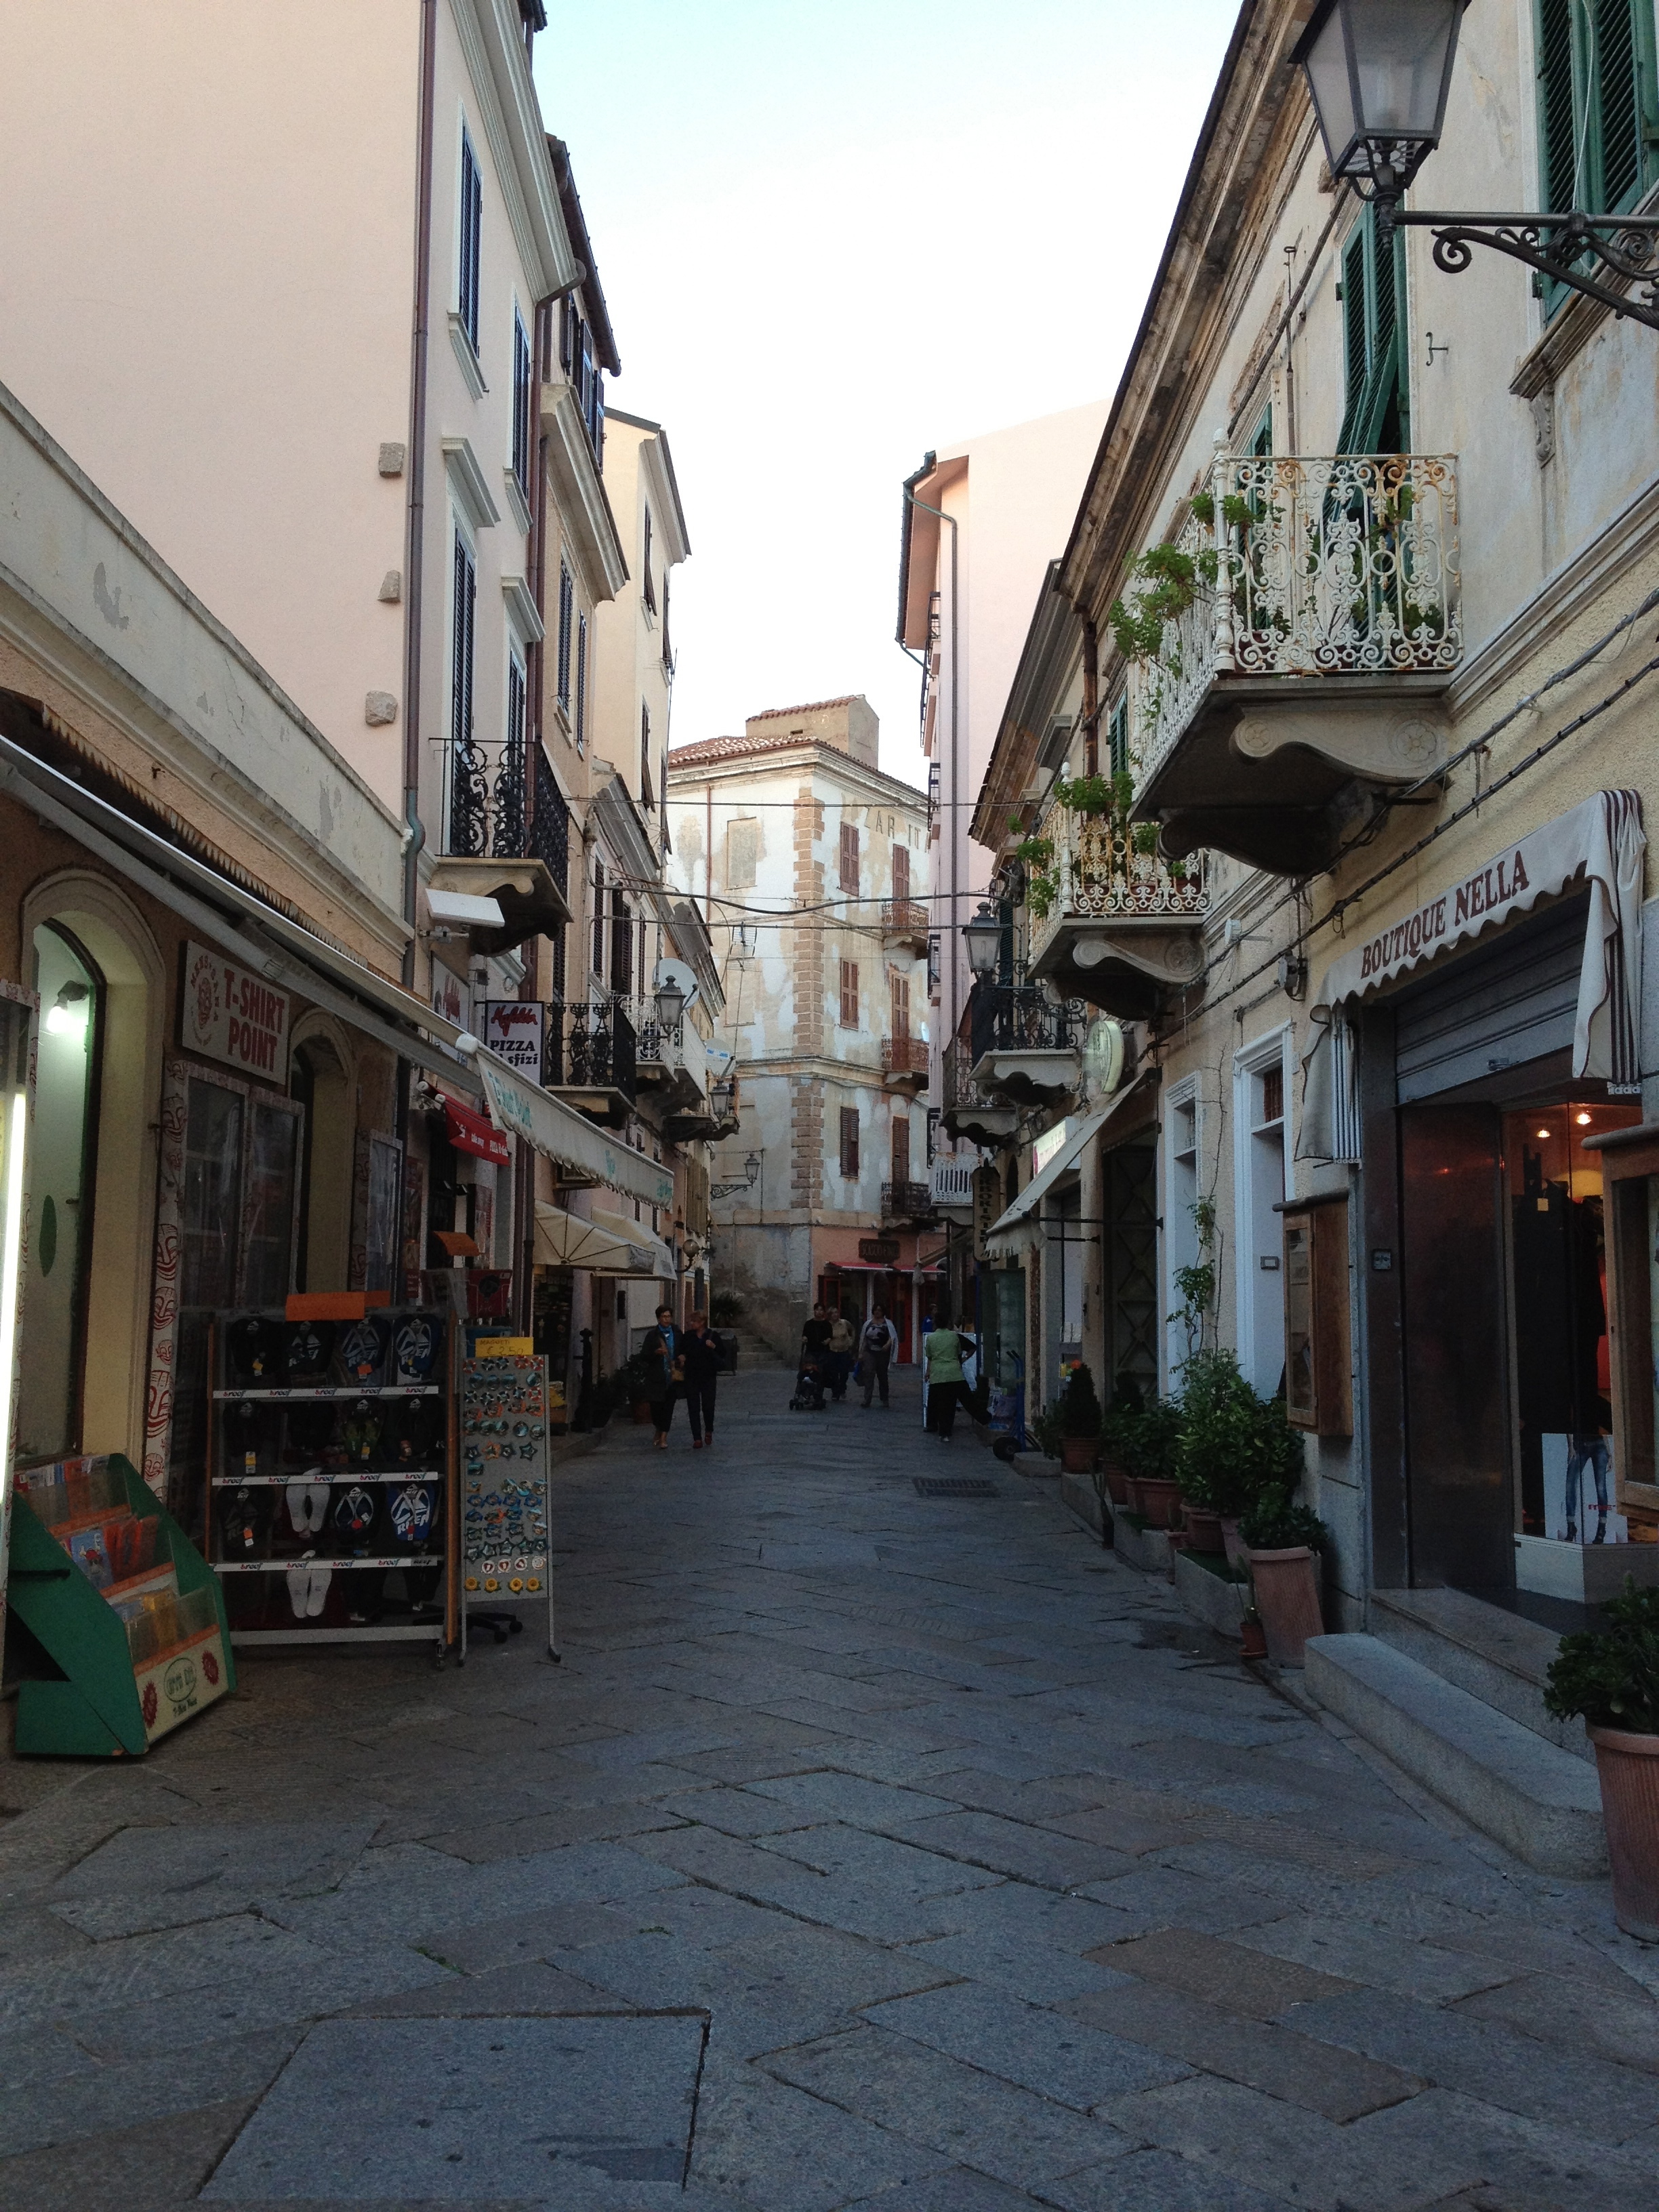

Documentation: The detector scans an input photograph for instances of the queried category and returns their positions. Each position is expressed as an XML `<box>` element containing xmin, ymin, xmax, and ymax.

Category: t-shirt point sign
<box><xmin>182</xmin><ymin>941</ymin><xmax>290</xmax><ymax>1080</ymax></box>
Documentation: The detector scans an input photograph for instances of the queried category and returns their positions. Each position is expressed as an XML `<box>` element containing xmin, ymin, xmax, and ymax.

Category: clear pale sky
<box><xmin>533</xmin><ymin>1</ymin><xmax>1242</xmax><ymax>798</ymax></box>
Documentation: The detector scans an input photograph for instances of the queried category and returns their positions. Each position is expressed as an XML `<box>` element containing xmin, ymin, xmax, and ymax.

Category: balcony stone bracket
<box><xmin>1142</xmin><ymin>678</ymin><xmax>1450</xmax><ymax>877</ymax></box>
<box><xmin>941</xmin><ymin>1101</ymin><xmax>1019</xmax><ymax>1147</ymax></box>
<box><xmin>1030</xmin><ymin>925</ymin><xmax>1207</xmax><ymax>1019</ymax></box>
<box><xmin>428</xmin><ymin>855</ymin><xmax>569</xmax><ymax>955</ymax></box>
<box><xmin>971</xmin><ymin>1048</ymin><xmax>1081</xmax><ymax>1107</ymax></box>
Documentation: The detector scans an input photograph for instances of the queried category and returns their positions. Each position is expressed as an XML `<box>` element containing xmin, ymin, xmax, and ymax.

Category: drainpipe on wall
<box><xmin>401</xmin><ymin>0</ymin><xmax>439</xmax><ymax>991</ymax></box>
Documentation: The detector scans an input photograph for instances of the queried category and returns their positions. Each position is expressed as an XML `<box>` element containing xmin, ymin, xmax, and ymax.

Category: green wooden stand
<box><xmin>8</xmin><ymin>1455</ymin><xmax>235</xmax><ymax>1756</ymax></box>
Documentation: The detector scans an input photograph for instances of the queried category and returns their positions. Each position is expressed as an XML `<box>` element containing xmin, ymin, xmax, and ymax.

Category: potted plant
<box><xmin>1240</xmin><ymin>1487</ymin><xmax>1326</xmax><ymax>1666</ymax></box>
<box><xmin>1099</xmin><ymin>1372</ymin><xmax>1145</xmax><ymax>1507</ymax></box>
<box><xmin>1174</xmin><ymin>1349</ymin><xmax>1299</xmax><ymax>1562</ymax></box>
<box><xmin>1031</xmin><ymin>1402</ymin><xmax>1063</xmax><ymax>1463</ymax></box>
<box><xmin>1122</xmin><ymin>1398</ymin><xmax>1184</xmax><ymax>1527</ymax></box>
<box><xmin>1544</xmin><ymin>1580</ymin><xmax>1659</xmax><ymax>1942</ymax></box>
<box><xmin>1057</xmin><ymin>1364</ymin><xmax>1103</xmax><ymax>1475</ymax></box>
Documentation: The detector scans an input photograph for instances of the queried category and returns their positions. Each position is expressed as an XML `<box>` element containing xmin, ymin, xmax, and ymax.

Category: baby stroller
<box><xmin>790</xmin><ymin>1357</ymin><xmax>828</xmax><ymax>1412</ymax></box>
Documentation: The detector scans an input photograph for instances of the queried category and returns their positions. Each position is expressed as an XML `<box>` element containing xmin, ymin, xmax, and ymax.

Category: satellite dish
<box><xmin>651</xmin><ymin>957</ymin><xmax>700</xmax><ymax>1015</ymax></box>
<box><xmin>1082</xmin><ymin>1017</ymin><xmax>1124</xmax><ymax>1105</ymax></box>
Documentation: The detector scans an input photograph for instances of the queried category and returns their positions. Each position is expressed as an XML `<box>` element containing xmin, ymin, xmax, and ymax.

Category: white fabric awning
<box><xmin>534</xmin><ymin>1202</ymin><xmax>674</xmax><ymax>1278</ymax></box>
<box><xmin>1299</xmin><ymin>789</ymin><xmax>1645</xmax><ymax>1162</ymax></box>
<box><xmin>475</xmin><ymin>1048</ymin><xmax>675</xmax><ymax>1208</ymax></box>
<box><xmin>984</xmin><ymin>1103</ymin><xmax>1111</xmax><ymax>1255</ymax></box>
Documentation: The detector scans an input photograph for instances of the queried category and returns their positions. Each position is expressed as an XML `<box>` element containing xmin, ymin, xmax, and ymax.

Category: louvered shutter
<box><xmin>557</xmin><ymin>565</ymin><xmax>573</xmax><ymax>707</ymax></box>
<box><xmin>1595</xmin><ymin>0</ymin><xmax>1647</xmax><ymax>211</ymax></box>
<box><xmin>840</xmin><ymin>823</ymin><xmax>859</xmax><ymax>892</ymax></box>
<box><xmin>891</xmin><ymin>1116</ymin><xmax>909</xmax><ymax>1187</ymax></box>
<box><xmin>575</xmin><ymin>613</ymin><xmax>588</xmax><ymax>743</ymax></box>
<box><xmin>451</xmin><ymin>535</ymin><xmax>474</xmax><ymax>753</ymax></box>
<box><xmin>592</xmin><ymin>859</ymin><xmax>606</xmax><ymax>977</ymax></box>
<box><xmin>892</xmin><ymin>844</ymin><xmax>909</xmax><ymax>903</ymax></box>
<box><xmin>1334</xmin><ymin>228</ymin><xmax>1371</xmax><ymax>455</ymax></box>
<box><xmin>840</xmin><ymin>1107</ymin><xmax>859</xmax><ymax>1178</ymax></box>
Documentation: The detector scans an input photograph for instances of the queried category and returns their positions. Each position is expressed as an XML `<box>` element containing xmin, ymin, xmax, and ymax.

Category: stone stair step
<box><xmin>1304</xmin><ymin>1633</ymin><xmax>1606</xmax><ymax>1877</ymax></box>
<box><xmin>1370</xmin><ymin>1586</ymin><xmax>1591</xmax><ymax>1762</ymax></box>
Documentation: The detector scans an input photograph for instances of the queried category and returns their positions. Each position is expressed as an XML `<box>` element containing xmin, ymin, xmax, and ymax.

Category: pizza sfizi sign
<box><xmin>182</xmin><ymin>941</ymin><xmax>291</xmax><ymax>1081</ymax></box>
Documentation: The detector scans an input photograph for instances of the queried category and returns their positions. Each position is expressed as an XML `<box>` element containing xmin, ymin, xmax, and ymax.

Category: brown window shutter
<box><xmin>891</xmin><ymin>1115</ymin><xmax>909</xmax><ymax>1185</ymax></box>
<box><xmin>839</xmin><ymin>961</ymin><xmax>858</xmax><ymax>1027</ymax></box>
<box><xmin>892</xmin><ymin>843</ymin><xmax>909</xmax><ymax>903</ymax></box>
<box><xmin>891</xmin><ymin>972</ymin><xmax>909</xmax><ymax>1040</ymax></box>
<box><xmin>840</xmin><ymin>1106</ymin><xmax>859</xmax><ymax>1177</ymax></box>
<box><xmin>840</xmin><ymin>822</ymin><xmax>859</xmax><ymax>892</ymax></box>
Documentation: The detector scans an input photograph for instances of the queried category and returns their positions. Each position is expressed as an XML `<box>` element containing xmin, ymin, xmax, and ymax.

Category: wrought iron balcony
<box><xmin>1025</xmin><ymin>807</ymin><xmax>1210</xmax><ymax>1016</ymax></box>
<box><xmin>928</xmin><ymin>1158</ymin><xmax>976</xmax><ymax>1210</ymax></box>
<box><xmin>550</xmin><ymin>1000</ymin><xmax>636</xmax><ymax>1125</ymax></box>
<box><xmin>940</xmin><ymin>1030</ymin><xmax>1016</xmax><ymax>1147</ymax></box>
<box><xmin>966</xmin><ymin>981</ymin><xmax>1080</xmax><ymax>1108</ymax></box>
<box><xmin>880</xmin><ymin>1035</ymin><xmax>930</xmax><ymax>1092</ymax></box>
<box><xmin>882</xmin><ymin>898</ymin><xmax>930</xmax><ymax>952</ymax></box>
<box><xmin>436</xmin><ymin>733</ymin><xmax>571</xmax><ymax>952</ymax></box>
<box><xmin>880</xmin><ymin>1180</ymin><xmax>935</xmax><ymax>1223</ymax></box>
<box><xmin>1126</xmin><ymin>449</ymin><xmax>1460</xmax><ymax>875</ymax></box>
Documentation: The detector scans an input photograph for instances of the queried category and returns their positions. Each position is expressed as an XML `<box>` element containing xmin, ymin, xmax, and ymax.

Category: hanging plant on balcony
<box><xmin>1053</xmin><ymin>770</ymin><xmax>1135</xmax><ymax>823</ymax></box>
<box><xmin>1106</xmin><ymin>542</ymin><xmax>1216</xmax><ymax>665</ymax></box>
<box><xmin>1011</xmin><ymin>827</ymin><xmax>1059</xmax><ymax>920</ymax></box>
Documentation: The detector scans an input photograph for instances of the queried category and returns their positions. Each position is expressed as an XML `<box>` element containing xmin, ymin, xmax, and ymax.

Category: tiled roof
<box><xmin>665</xmin><ymin>732</ymin><xmax>781</xmax><ymax>767</ymax></box>
<box><xmin>745</xmin><ymin>696</ymin><xmax>860</xmax><ymax>720</ymax></box>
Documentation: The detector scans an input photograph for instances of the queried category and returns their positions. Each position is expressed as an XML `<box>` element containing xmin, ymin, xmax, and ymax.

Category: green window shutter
<box><xmin>1250</xmin><ymin>408</ymin><xmax>1272</xmax><ymax>458</ymax></box>
<box><xmin>1107</xmin><ymin>697</ymin><xmax>1128</xmax><ymax>777</ymax></box>
<box><xmin>1335</xmin><ymin>227</ymin><xmax>1370</xmax><ymax>453</ymax></box>
<box><xmin>1538</xmin><ymin>0</ymin><xmax>1579</xmax><ymax>210</ymax></box>
<box><xmin>1336</xmin><ymin>213</ymin><xmax>1408</xmax><ymax>455</ymax></box>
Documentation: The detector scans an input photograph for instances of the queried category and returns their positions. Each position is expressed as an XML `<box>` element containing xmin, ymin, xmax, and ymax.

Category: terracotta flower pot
<box><xmin>1180</xmin><ymin>1499</ymin><xmax>1224</xmax><ymax>1553</ymax></box>
<box><xmin>1588</xmin><ymin>1725</ymin><xmax>1659</xmax><ymax>1943</ymax></box>
<box><xmin>1240</xmin><ymin>1611</ymin><xmax>1268</xmax><ymax>1660</ymax></box>
<box><xmin>1101</xmin><ymin>1451</ymin><xmax>1131</xmax><ymax>1506</ymax></box>
<box><xmin>1221</xmin><ymin>1515</ymin><xmax>1247</xmax><ymax>1569</ymax></box>
<box><xmin>1135</xmin><ymin>1475</ymin><xmax>1181</xmax><ymax>1530</ymax></box>
<box><xmin>1060</xmin><ymin>1435</ymin><xmax>1097</xmax><ymax>1475</ymax></box>
<box><xmin>1246</xmin><ymin>1544</ymin><xmax>1324</xmax><ymax>1666</ymax></box>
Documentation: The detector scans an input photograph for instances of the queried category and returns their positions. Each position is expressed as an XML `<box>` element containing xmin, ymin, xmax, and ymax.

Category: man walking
<box><xmin>859</xmin><ymin>1304</ymin><xmax>899</xmax><ymax>1408</ymax></box>
<box><xmin>681</xmin><ymin>1310</ymin><xmax>721</xmax><ymax>1450</ymax></box>
<box><xmin>641</xmin><ymin>1305</ymin><xmax>681</xmax><ymax>1450</ymax></box>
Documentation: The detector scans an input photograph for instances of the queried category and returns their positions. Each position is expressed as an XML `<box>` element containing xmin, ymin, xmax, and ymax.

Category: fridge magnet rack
<box><xmin>8</xmin><ymin>1452</ymin><xmax>236</xmax><ymax>1757</ymax></box>
<box><xmin>205</xmin><ymin>1300</ymin><xmax>459</xmax><ymax>1655</ymax></box>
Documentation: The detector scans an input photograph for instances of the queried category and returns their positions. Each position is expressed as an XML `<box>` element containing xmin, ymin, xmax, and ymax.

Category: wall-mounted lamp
<box><xmin>45</xmin><ymin>982</ymin><xmax>89</xmax><ymax>1037</ymax></box>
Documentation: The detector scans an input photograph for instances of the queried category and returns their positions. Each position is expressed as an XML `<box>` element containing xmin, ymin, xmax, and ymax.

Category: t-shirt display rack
<box><xmin>205</xmin><ymin>1302</ymin><xmax>460</xmax><ymax>1656</ymax></box>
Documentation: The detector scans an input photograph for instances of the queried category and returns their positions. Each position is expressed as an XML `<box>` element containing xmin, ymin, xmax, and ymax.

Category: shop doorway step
<box><xmin>1304</xmin><ymin>1633</ymin><xmax>1605</xmax><ymax>1877</ymax></box>
<box><xmin>1369</xmin><ymin>1586</ymin><xmax>1592</xmax><ymax>1762</ymax></box>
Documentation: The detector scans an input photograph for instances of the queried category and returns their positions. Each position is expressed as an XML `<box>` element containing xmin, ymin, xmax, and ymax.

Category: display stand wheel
<box><xmin>468</xmin><ymin>1610</ymin><xmax>524</xmax><ymax>1645</ymax></box>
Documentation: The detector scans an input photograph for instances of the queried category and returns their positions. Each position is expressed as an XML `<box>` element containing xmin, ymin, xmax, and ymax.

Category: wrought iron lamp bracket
<box><xmin>1385</xmin><ymin>207</ymin><xmax>1659</xmax><ymax>330</ymax></box>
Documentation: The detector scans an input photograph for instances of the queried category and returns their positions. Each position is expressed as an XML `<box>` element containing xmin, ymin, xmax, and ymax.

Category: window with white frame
<box><xmin>1164</xmin><ymin>1082</ymin><xmax>1200</xmax><ymax>1380</ymax></box>
<box><xmin>511</xmin><ymin>308</ymin><xmax>533</xmax><ymax>498</ymax></box>
<box><xmin>458</xmin><ymin>129</ymin><xmax>482</xmax><ymax>356</ymax></box>
<box><xmin>1233</xmin><ymin>1031</ymin><xmax>1290</xmax><ymax>1398</ymax></box>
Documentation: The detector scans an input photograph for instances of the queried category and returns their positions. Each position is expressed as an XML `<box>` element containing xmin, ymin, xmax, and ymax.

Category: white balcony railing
<box><xmin>1129</xmin><ymin>451</ymin><xmax>1462</xmax><ymax>792</ymax></box>
<box><xmin>929</xmin><ymin>1158</ymin><xmax>975</xmax><ymax>1208</ymax></box>
<box><xmin>1028</xmin><ymin>809</ymin><xmax>1210</xmax><ymax>970</ymax></box>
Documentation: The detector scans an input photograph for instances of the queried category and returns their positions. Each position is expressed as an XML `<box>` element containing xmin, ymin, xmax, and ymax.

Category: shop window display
<box><xmin>1506</xmin><ymin>1100</ymin><xmax>1650</xmax><ymax>1575</ymax></box>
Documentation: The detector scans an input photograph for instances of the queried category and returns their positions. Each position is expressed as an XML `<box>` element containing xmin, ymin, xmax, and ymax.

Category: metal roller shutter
<box><xmin>1393</xmin><ymin>891</ymin><xmax>1589</xmax><ymax>1102</ymax></box>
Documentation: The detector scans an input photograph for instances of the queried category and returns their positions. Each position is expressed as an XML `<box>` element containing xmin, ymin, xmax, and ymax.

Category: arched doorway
<box><xmin>16</xmin><ymin>922</ymin><xmax>102</xmax><ymax>1462</ymax></box>
<box><xmin>289</xmin><ymin>1023</ymin><xmax>354</xmax><ymax>1291</ymax></box>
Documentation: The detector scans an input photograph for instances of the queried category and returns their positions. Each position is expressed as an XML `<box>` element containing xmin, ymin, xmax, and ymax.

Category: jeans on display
<box><xmin>861</xmin><ymin>1351</ymin><xmax>891</xmax><ymax>1406</ymax></box>
<box><xmin>686</xmin><ymin>1378</ymin><xmax>718</xmax><ymax>1441</ymax></box>
<box><xmin>1565</xmin><ymin>1435</ymin><xmax>1610</xmax><ymax>1526</ymax></box>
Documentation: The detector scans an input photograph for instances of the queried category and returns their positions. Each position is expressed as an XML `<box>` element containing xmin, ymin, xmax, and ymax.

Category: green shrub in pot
<box><xmin>1120</xmin><ymin>1399</ymin><xmax>1183</xmax><ymax>1481</ymax></box>
<box><xmin>1059</xmin><ymin>1364</ymin><xmax>1103</xmax><ymax>1437</ymax></box>
<box><xmin>1174</xmin><ymin>1351</ymin><xmax>1301</xmax><ymax>1517</ymax></box>
<box><xmin>1238</xmin><ymin>1488</ymin><xmax>1328</xmax><ymax>1553</ymax></box>
<box><xmin>1544</xmin><ymin>1581</ymin><xmax>1659</xmax><ymax>1735</ymax></box>
<box><xmin>1100</xmin><ymin>1371</ymin><xmax>1145</xmax><ymax>1462</ymax></box>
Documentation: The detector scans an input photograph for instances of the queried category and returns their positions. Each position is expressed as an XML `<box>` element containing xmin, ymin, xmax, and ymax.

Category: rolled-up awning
<box><xmin>473</xmin><ymin>1046</ymin><xmax>675</xmax><ymax>1208</ymax></box>
<box><xmin>445</xmin><ymin>1098</ymin><xmax>511</xmax><ymax>1165</ymax></box>
<box><xmin>534</xmin><ymin>1202</ymin><xmax>674</xmax><ymax>1279</ymax></box>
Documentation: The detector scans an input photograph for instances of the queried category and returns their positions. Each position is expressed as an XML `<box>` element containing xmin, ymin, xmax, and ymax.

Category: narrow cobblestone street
<box><xmin>3</xmin><ymin>1371</ymin><xmax>1659</xmax><ymax>2211</ymax></box>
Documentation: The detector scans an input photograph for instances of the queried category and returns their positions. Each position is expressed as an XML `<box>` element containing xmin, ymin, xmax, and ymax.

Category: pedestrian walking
<box><xmin>681</xmin><ymin>1309</ymin><xmax>721</xmax><ymax>1449</ymax></box>
<box><xmin>800</xmin><ymin>1301</ymin><xmax>832</xmax><ymax>1371</ymax></box>
<box><xmin>827</xmin><ymin>1309</ymin><xmax>855</xmax><ymax>1400</ymax></box>
<box><xmin>640</xmin><ymin>1304</ymin><xmax>682</xmax><ymax>1450</ymax></box>
<box><xmin>923</xmin><ymin>1307</ymin><xmax>967</xmax><ymax>1440</ymax></box>
<box><xmin>859</xmin><ymin>1305</ymin><xmax>899</xmax><ymax>1408</ymax></box>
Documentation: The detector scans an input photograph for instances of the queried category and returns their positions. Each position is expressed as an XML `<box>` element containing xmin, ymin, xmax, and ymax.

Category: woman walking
<box><xmin>922</xmin><ymin>1307</ymin><xmax>966</xmax><ymax>1441</ymax></box>
<box><xmin>682</xmin><ymin>1310</ymin><xmax>721</xmax><ymax>1450</ymax></box>
<box><xmin>859</xmin><ymin>1305</ymin><xmax>898</xmax><ymax>1408</ymax></box>
<box><xmin>640</xmin><ymin>1304</ymin><xmax>682</xmax><ymax>1450</ymax></box>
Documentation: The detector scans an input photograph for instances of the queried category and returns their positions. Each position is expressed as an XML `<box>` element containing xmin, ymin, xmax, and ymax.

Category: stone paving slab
<box><xmin>3</xmin><ymin>1369</ymin><xmax>1656</xmax><ymax>2211</ymax></box>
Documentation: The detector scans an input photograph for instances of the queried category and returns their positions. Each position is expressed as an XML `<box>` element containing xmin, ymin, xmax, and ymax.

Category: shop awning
<box><xmin>983</xmin><ymin>1073</ymin><xmax>1157</xmax><ymax>1256</ymax></box>
<box><xmin>0</xmin><ymin>727</ymin><xmax>483</xmax><ymax>1094</ymax></box>
<box><xmin>472</xmin><ymin>1048</ymin><xmax>674</xmax><ymax>1208</ymax></box>
<box><xmin>445</xmin><ymin>1098</ymin><xmax>511</xmax><ymax>1164</ymax></box>
<box><xmin>534</xmin><ymin>1202</ymin><xmax>673</xmax><ymax>1278</ymax></box>
<box><xmin>1299</xmin><ymin>788</ymin><xmax>1646</xmax><ymax>1163</ymax></box>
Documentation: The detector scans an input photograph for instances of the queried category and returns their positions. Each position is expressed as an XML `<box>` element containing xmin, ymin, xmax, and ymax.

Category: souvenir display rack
<box><xmin>460</xmin><ymin>1345</ymin><xmax>555</xmax><ymax>1658</ymax></box>
<box><xmin>8</xmin><ymin>1452</ymin><xmax>234</xmax><ymax>1756</ymax></box>
<box><xmin>205</xmin><ymin>1300</ymin><xmax>459</xmax><ymax>1654</ymax></box>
